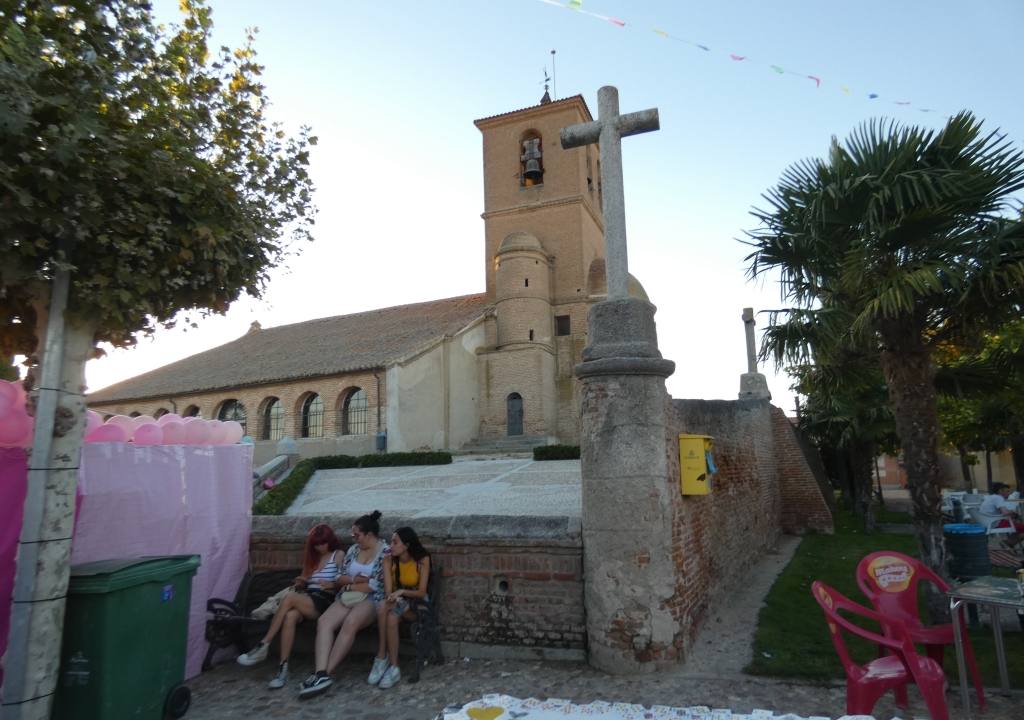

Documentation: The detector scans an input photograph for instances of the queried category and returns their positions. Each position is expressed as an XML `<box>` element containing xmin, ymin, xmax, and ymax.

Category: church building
<box><xmin>87</xmin><ymin>95</ymin><xmax>649</xmax><ymax>463</ymax></box>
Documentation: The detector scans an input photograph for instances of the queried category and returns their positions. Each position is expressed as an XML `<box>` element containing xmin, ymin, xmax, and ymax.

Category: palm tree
<box><xmin>745</xmin><ymin>111</ymin><xmax>1024</xmax><ymax>617</ymax></box>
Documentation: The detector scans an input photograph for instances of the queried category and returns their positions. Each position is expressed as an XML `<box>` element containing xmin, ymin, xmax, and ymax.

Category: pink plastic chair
<box><xmin>811</xmin><ymin>581</ymin><xmax>949</xmax><ymax>720</ymax></box>
<box><xmin>856</xmin><ymin>550</ymin><xmax>985</xmax><ymax>710</ymax></box>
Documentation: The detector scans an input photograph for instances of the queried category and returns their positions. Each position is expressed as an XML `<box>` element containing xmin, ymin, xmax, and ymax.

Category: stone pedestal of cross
<box><xmin>564</xmin><ymin>87</ymin><xmax>676</xmax><ymax>674</ymax></box>
<box><xmin>738</xmin><ymin>307</ymin><xmax>771</xmax><ymax>401</ymax></box>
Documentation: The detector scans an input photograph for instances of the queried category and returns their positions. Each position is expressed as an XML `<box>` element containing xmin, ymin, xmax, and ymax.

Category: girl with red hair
<box><xmin>237</xmin><ymin>523</ymin><xmax>342</xmax><ymax>689</ymax></box>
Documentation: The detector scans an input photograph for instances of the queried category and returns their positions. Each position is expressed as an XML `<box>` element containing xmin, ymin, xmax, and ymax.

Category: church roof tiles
<box><xmin>87</xmin><ymin>294</ymin><xmax>489</xmax><ymax>403</ymax></box>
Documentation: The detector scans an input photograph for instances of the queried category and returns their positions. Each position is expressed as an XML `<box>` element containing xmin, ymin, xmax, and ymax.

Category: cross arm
<box><xmin>560</xmin><ymin>120</ymin><xmax>602</xmax><ymax>150</ymax></box>
<box><xmin>617</xmin><ymin>108</ymin><xmax>659</xmax><ymax>137</ymax></box>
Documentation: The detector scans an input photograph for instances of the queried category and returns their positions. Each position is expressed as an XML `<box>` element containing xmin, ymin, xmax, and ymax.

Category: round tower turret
<box><xmin>494</xmin><ymin>232</ymin><xmax>552</xmax><ymax>348</ymax></box>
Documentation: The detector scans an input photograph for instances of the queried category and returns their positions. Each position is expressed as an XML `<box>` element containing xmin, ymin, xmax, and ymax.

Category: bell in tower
<box><xmin>521</xmin><ymin>136</ymin><xmax>544</xmax><ymax>186</ymax></box>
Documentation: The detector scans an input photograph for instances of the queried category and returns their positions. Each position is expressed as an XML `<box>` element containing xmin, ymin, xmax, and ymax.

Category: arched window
<box><xmin>262</xmin><ymin>398</ymin><xmax>284</xmax><ymax>441</ymax></box>
<box><xmin>154</xmin><ymin>408</ymin><xmax>169</xmax><ymax>418</ymax></box>
<box><xmin>217</xmin><ymin>399</ymin><xmax>247</xmax><ymax>434</ymax></box>
<box><xmin>340</xmin><ymin>388</ymin><xmax>368</xmax><ymax>436</ymax></box>
<box><xmin>520</xmin><ymin>131</ymin><xmax>543</xmax><ymax>187</ymax></box>
<box><xmin>183</xmin><ymin>405</ymin><xmax>201</xmax><ymax>418</ymax></box>
<box><xmin>301</xmin><ymin>394</ymin><xmax>324</xmax><ymax>438</ymax></box>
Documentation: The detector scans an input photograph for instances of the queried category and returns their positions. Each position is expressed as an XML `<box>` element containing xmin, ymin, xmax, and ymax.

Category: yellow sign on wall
<box><xmin>679</xmin><ymin>434</ymin><xmax>714</xmax><ymax>495</ymax></box>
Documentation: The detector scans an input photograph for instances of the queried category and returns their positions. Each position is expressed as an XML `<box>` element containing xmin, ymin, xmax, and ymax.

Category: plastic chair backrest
<box><xmin>811</xmin><ymin>581</ymin><xmax>910</xmax><ymax>676</ymax></box>
<box><xmin>856</xmin><ymin>551</ymin><xmax>947</xmax><ymax>629</ymax></box>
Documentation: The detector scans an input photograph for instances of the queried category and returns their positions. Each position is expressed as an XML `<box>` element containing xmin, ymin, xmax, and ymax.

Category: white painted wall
<box><xmin>385</xmin><ymin>320</ymin><xmax>485</xmax><ymax>452</ymax></box>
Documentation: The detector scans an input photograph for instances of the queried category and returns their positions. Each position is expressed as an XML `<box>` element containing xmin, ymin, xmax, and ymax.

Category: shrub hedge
<box><xmin>533</xmin><ymin>444</ymin><xmax>580</xmax><ymax>461</ymax></box>
<box><xmin>254</xmin><ymin>450</ymin><xmax>453</xmax><ymax>515</ymax></box>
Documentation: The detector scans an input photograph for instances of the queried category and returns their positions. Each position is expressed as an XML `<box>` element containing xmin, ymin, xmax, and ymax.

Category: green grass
<box><xmin>746</xmin><ymin>510</ymin><xmax>1024</xmax><ymax>687</ymax></box>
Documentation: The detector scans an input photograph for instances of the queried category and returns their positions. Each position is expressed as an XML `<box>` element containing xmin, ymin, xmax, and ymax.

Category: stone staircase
<box><xmin>455</xmin><ymin>434</ymin><xmax>552</xmax><ymax>457</ymax></box>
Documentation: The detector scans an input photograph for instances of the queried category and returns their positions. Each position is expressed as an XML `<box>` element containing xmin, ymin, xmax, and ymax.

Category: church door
<box><xmin>506</xmin><ymin>393</ymin><xmax>524</xmax><ymax>436</ymax></box>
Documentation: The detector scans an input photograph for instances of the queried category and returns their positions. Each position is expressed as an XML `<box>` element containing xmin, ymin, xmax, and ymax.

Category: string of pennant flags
<box><xmin>536</xmin><ymin>0</ymin><xmax>943</xmax><ymax>115</ymax></box>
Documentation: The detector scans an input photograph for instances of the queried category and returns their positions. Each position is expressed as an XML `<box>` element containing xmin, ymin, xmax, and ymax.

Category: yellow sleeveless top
<box><xmin>397</xmin><ymin>559</ymin><xmax>420</xmax><ymax>589</ymax></box>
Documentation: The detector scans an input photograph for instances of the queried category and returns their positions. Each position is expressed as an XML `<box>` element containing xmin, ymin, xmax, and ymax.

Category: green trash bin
<box><xmin>53</xmin><ymin>555</ymin><xmax>200</xmax><ymax>720</ymax></box>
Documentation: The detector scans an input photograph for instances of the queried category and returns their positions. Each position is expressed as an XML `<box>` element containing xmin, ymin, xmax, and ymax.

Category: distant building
<box><xmin>88</xmin><ymin>95</ymin><xmax>650</xmax><ymax>463</ymax></box>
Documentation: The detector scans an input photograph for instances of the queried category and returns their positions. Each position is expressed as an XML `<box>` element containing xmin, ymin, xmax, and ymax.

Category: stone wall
<box><xmin>250</xmin><ymin>514</ymin><xmax>585</xmax><ymax>661</ymax></box>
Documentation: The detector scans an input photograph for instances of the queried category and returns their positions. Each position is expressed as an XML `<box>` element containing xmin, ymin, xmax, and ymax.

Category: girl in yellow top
<box><xmin>367</xmin><ymin>526</ymin><xmax>431</xmax><ymax>689</ymax></box>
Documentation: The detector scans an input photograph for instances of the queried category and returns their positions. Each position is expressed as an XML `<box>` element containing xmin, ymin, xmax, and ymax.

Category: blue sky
<box><xmin>86</xmin><ymin>0</ymin><xmax>1024</xmax><ymax>413</ymax></box>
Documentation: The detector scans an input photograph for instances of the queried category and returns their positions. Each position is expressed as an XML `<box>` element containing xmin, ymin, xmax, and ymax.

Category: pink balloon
<box><xmin>131</xmin><ymin>415</ymin><xmax>156</xmax><ymax>430</ymax></box>
<box><xmin>85</xmin><ymin>423</ymin><xmax>129</xmax><ymax>443</ymax></box>
<box><xmin>221</xmin><ymin>421</ymin><xmax>244</xmax><ymax>445</ymax></box>
<box><xmin>184</xmin><ymin>419</ymin><xmax>209</xmax><ymax>445</ymax></box>
<box><xmin>132</xmin><ymin>423</ymin><xmax>163</xmax><ymax>446</ymax></box>
<box><xmin>0</xmin><ymin>382</ymin><xmax>16</xmax><ymax>415</ymax></box>
<box><xmin>8</xmin><ymin>381</ymin><xmax>27</xmax><ymax>410</ymax></box>
<box><xmin>206</xmin><ymin>420</ymin><xmax>227</xmax><ymax>445</ymax></box>
<box><xmin>157</xmin><ymin>413</ymin><xmax>182</xmax><ymax>426</ymax></box>
<box><xmin>160</xmin><ymin>420</ymin><xmax>186</xmax><ymax>445</ymax></box>
<box><xmin>0</xmin><ymin>411</ymin><xmax>32</xmax><ymax>447</ymax></box>
<box><xmin>86</xmin><ymin>410</ymin><xmax>103</xmax><ymax>436</ymax></box>
<box><xmin>106</xmin><ymin>415</ymin><xmax>134</xmax><ymax>430</ymax></box>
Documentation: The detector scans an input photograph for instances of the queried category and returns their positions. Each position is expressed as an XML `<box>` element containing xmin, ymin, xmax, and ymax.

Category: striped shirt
<box><xmin>308</xmin><ymin>551</ymin><xmax>340</xmax><ymax>591</ymax></box>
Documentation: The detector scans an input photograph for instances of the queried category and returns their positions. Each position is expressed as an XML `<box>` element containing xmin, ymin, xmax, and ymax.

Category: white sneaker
<box><xmin>378</xmin><ymin>664</ymin><xmax>401</xmax><ymax>689</ymax></box>
<box><xmin>367</xmin><ymin>657</ymin><xmax>389</xmax><ymax>685</ymax></box>
<box><xmin>268</xmin><ymin>662</ymin><xmax>288</xmax><ymax>689</ymax></box>
<box><xmin>236</xmin><ymin>642</ymin><xmax>268</xmax><ymax>666</ymax></box>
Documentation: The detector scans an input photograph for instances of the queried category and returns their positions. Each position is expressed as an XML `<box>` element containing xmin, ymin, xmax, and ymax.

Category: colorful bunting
<box><xmin>533</xmin><ymin>0</ymin><xmax>944</xmax><ymax>115</ymax></box>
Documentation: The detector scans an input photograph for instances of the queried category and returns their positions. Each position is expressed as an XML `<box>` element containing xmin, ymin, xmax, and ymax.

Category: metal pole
<box><xmin>1</xmin><ymin>267</ymin><xmax>70</xmax><ymax>717</ymax></box>
<box><xmin>950</xmin><ymin>597</ymin><xmax>971</xmax><ymax>718</ymax></box>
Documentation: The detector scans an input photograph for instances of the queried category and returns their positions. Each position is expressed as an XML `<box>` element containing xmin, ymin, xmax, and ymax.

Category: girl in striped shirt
<box><xmin>237</xmin><ymin>523</ymin><xmax>342</xmax><ymax>689</ymax></box>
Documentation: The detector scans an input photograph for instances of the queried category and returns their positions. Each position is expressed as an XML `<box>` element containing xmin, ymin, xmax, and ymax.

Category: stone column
<box><xmin>738</xmin><ymin>307</ymin><xmax>771</xmax><ymax>401</ymax></box>
<box><xmin>576</xmin><ymin>297</ymin><xmax>676</xmax><ymax>673</ymax></box>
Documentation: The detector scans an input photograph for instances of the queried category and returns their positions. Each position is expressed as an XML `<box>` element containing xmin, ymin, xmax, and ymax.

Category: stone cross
<box><xmin>742</xmin><ymin>307</ymin><xmax>758</xmax><ymax>373</ymax></box>
<box><xmin>561</xmin><ymin>86</ymin><xmax>659</xmax><ymax>300</ymax></box>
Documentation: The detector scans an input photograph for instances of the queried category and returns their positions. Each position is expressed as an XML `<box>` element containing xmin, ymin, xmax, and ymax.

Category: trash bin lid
<box><xmin>69</xmin><ymin>555</ymin><xmax>200</xmax><ymax>595</ymax></box>
<box><xmin>943</xmin><ymin>523</ymin><xmax>986</xmax><ymax>535</ymax></box>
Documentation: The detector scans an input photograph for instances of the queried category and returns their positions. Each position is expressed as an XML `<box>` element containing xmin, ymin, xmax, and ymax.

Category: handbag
<box><xmin>251</xmin><ymin>586</ymin><xmax>291</xmax><ymax>620</ymax></box>
<box><xmin>339</xmin><ymin>590</ymin><xmax>368</xmax><ymax>606</ymax></box>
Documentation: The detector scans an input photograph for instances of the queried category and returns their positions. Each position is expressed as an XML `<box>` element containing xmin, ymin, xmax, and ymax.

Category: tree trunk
<box><xmin>878</xmin><ymin>320</ymin><xmax>947</xmax><ymax>621</ymax></box>
<box><xmin>1</xmin><ymin>309</ymin><xmax>94</xmax><ymax>719</ymax></box>
<box><xmin>852</xmin><ymin>441</ymin><xmax>876</xmax><ymax>533</ymax></box>
<box><xmin>1011</xmin><ymin>435</ymin><xmax>1024</xmax><ymax>487</ymax></box>
<box><xmin>957</xmin><ymin>445</ymin><xmax>973</xmax><ymax>489</ymax></box>
<box><xmin>983</xmin><ymin>446</ymin><xmax>993</xmax><ymax>493</ymax></box>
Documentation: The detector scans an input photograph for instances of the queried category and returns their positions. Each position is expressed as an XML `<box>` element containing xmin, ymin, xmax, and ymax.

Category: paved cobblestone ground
<box><xmin>187</xmin><ymin>490</ymin><xmax>1021</xmax><ymax>719</ymax></box>
<box><xmin>184</xmin><ymin>655</ymin><xmax>1021</xmax><ymax>720</ymax></box>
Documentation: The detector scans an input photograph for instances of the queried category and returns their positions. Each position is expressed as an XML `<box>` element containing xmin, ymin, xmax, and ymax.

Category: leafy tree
<box><xmin>0</xmin><ymin>1</ymin><xmax>315</xmax><ymax>710</ymax></box>
<box><xmin>746</xmin><ymin>112</ymin><xmax>1024</xmax><ymax>618</ymax></box>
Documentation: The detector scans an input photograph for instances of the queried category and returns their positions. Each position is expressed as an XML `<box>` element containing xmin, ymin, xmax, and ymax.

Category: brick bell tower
<box><xmin>473</xmin><ymin>94</ymin><xmax>605</xmax><ymax>443</ymax></box>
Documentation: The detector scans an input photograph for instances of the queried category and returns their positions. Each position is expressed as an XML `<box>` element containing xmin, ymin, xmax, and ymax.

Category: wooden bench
<box><xmin>204</xmin><ymin>567</ymin><xmax>443</xmax><ymax>682</ymax></box>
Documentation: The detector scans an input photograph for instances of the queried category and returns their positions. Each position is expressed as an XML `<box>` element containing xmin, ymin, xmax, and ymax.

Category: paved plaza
<box><xmin>287</xmin><ymin>456</ymin><xmax>582</xmax><ymax>518</ymax></box>
<box><xmin>185</xmin><ymin>532</ymin><xmax>1022</xmax><ymax>720</ymax></box>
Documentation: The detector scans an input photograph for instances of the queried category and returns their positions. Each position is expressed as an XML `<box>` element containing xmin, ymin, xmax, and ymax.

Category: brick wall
<box><xmin>667</xmin><ymin>398</ymin><xmax>783</xmax><ymax>654</ymax></box>
<box><xmin>249</xmin><ymin>514</ymin><xmax>585</xmax><ymax>655</ymax></box>
<box><xmin>89</xmin><ymin>370</ymin><xmax>385</xmax><ymax>441</ymax></box>
<box><xmin>770</xmin><ymin>405</ymin><xmax>834</xmax><ymax>534</ymax></box>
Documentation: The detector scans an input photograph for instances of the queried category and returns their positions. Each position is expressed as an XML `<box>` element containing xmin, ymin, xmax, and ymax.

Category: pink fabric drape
<box><xmin>0</xmin><ymin>448</ymin><xmax>29</xmax><ymax>689</ymax></box>
<box><xmin>73</xmin><ymin>443</ymin><xmax>253</xmax><ymax>678</ymax></box>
